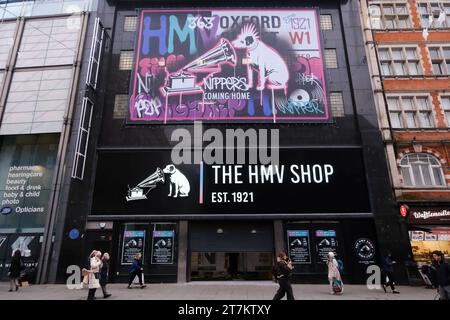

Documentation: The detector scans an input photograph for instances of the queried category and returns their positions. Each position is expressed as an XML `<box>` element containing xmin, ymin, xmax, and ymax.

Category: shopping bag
<box><xmin>332</xmin><ymin>278</ymin><xmax>343</xmax><ymax>293</ymax></box>
<box><xmin>132</xmin><ymin>273</ymin><xmax>145</xmax><ymax>285</ymax></box>
<box><xmin>20</xmin><ymin>281</ymin><xmax>29</xmax><ymax>288</ymax></box>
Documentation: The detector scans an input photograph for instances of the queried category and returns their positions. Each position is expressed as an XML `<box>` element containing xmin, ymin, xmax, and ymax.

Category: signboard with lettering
<box><xmin>406</xmin><ymin>207</ymin><xmax>450</xmax><ymax>225</ymax></box>
<box><xmin>287</xmin><ymin>230</ymin><xmax>311</xmax><ymax>264</ymax></box>
<box><xmin>129</xmin><ymin>9</ymin><xmax>330</xmax><ymax>123</ymax></box>
<box><xmin>91</xmin><ymin>148</ymin><xmax>370</xmax><ymax>215</ymax></box>
<box><xmin>151</xmin><ymin>230</ymin><xmax>175</xmax><ymax>264</ymax></box>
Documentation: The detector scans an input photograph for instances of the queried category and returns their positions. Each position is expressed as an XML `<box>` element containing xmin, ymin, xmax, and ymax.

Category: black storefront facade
<box><xmin>49</xmin><ymin>0</ymin><xmax>413</xmax><ymax>285</ymax></box>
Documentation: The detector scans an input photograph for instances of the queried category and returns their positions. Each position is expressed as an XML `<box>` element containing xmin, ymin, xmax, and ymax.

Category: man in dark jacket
<box><xmin>272</xmin><ymin>251</ymin><xmax>295</xmax><ymax>300</ymax></box>
<box><xmin>381</xmin><ymin>252</ymin><xmax>400</xmax><ymax>294</ymax></box>
<box><xmin>431</xmin><ymin>251</ymin><xmax>450</xmax><ymax>300</ymax></box>
<box><xmin>127</xmin><ymin>253</ymin><xmax>146</xmax><ymax>289</ymax></box>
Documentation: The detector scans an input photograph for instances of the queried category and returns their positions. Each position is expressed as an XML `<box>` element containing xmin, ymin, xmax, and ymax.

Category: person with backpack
<box><xmin>327</xmin><ymin>251</ymin><xmax>343</xmax><ymax>294</ymax></box>
<box><xmin>272</xmin><ymin>251</ymin><xmax>295</xmax><ymax>300</ymax></box>
<box><xmin>381</xmin><ymin>252</ymin><xmax>400</xmax><ymax>294</ymax></box>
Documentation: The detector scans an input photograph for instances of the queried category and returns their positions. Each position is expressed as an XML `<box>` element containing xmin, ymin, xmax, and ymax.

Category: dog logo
<box><xmin>162</xmin><ymin>164</ymin><xmax>190</xmax><ymax>198</ymax></box>
<box><xmin>232</xmin><ymin>24</ymin><xmax>289</xmax><ymax>91</ymax></box>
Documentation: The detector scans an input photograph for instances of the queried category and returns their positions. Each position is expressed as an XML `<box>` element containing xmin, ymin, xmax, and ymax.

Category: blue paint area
<box><xmin>69</xmin><ymin>229</ymin><xmax>80</xmax><ymax>240</ymax></box>
<box><xmin>263</xmin><ymin>94</ymin><xmax>272</xmax><ymax>116</ymax></box>
<box><xmin>247</xmin><ymin>99</ymin><xmax>255</xmax><ymax>116</ymax></box>
<box><xmin>1</xmin><ymin>207</ymin><xmax>12</xmax><ymax>215</ymax></box>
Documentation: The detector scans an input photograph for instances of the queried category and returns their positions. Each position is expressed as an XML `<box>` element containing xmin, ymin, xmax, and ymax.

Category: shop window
<box><xmin>369</xmin><ymin>3</ymin><xmax>412</xmax><ymax>29</ymax></box>
<box><xmin>72</xmin><ymin>97</ymin><xmax>93</xmax><ymax>180</ymax></box>
<box><xmin>119</xmin><ymin>50</ymin><xmax>134</xmax><ymax>70</ymax></box>
<box><xmin>378</xmin><ymin>47</ymin><xmax>422</xmax><ymax>76</ymax></box>
<box><xmin>400</xmin><ymin>153</ymin><xmax>445</xmax><ymax>187</ymax></box>
<box><xmin>320</xmin><ymin>14</ymin><xmax>333</xmax><ymax>30</ymax></box>
<box><xmin>0</xmin><ymin>134</ymin><xmax>59</xmax><ymax>232</ymax></box>
<box><xmin>113</xmin><ymin>94</ymin><xmax>128</xmax><ymax>119</ymax></box>
<box><xmin>329</xmin><ymin>92</ymin><xmax>344</xmax><ymax>117</ymax></box>
<box><xmin>428</xmin><ymin>45</ymin><xmax>450</xmax><ymax>75</ymax></box>
<box><xmin>418</xmin><ymin>2</ymin><xmax>450</xmax><ymax>28</ymax></box>
<box><xmin>124</xmin><ymin>16</ymin><xmax>137</xmax><ymax>32</ymax></box>
<box><xmin>387</xmin><ymin>95</ymin><xmax>434</xmax><ymax>129</ymax></box>
<box><xmin>324</xmin><ymin>49</ymin><xmax>338</xmax><ymax>69</ymax></box>
<box><xmin>410</xmin><ymin>229</ymin><xmax>450</xmax><ymax>265</ymax></box>
<box><xmin>441</xmin><ymin>96</ymin><xmax>450</xmax><ymax>126</ymax></box>
<box><xmin>86</xmin><ymin>17</ymin><xmax>105</xmax><ymax>89</ymax></box>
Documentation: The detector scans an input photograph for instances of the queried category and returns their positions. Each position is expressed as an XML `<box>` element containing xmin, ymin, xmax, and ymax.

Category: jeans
<box><xmin>438</xmin><ymin>285</ymin><xmax>450</xmax><ymax>300</ymax></box>
<box><xmin>128</xmin><ymin>271</ymin><xmax>143</xmax><ymax>286</ymax></box>
<box><xmin>272</xmin><ymin>278</ymin><xmax>295</xmax><ymax>300</ymax></box>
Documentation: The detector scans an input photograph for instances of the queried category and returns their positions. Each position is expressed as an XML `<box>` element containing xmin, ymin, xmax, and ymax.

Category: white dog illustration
<box><xmin>163</xmin><ymin>164</ymin><xmax>190</xmax><ymax>198</ymax></box>
<box><xmin>232</xmin><ymin>24</ymin><xmax>289</xmax><ymax>91</ymax></box>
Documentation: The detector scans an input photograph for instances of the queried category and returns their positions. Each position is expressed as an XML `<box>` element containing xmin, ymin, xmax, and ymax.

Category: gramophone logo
<box><xmin>126</xmin><ymin>164</ymin><xmax>191</xmax><ymax>201</ymax></box>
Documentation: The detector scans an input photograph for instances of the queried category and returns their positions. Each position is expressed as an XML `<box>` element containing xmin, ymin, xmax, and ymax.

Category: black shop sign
<box><xmin>91</xmin><ymin>148</ymin><xmax>370</xmax><ymax>215</ymax></box>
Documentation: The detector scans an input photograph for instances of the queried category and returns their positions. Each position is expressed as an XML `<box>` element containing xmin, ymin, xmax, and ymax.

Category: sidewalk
<box><xmin>0</xmin><ymin>281</ymin><xmax>438</xmax><ymax>300</ymax></box>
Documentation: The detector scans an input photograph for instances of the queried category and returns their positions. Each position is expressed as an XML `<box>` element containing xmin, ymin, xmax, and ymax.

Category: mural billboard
<box><xmin>129</xmin><ymin>9</ymin><xmax>330</xmax><ymax>123</ymax></box>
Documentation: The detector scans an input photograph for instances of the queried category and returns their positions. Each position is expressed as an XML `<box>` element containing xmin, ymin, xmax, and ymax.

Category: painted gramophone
<box><xmin>126</xmin><ymin>167</ymin><xmax>165</xmax><ymax>201</ymax></box>
<box><xmin>161</xmin><ymin>39</ymin><xmax>236</xmax><ymax>95</ymax></box>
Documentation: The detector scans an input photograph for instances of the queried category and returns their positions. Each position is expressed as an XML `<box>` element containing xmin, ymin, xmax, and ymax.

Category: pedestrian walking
<box><xmin>327</xmin><ymin>252</ymin><xmax>343</xmax><ymax>294</ymax></box>
<box><xmin>100</xmin><ymin>253</ymin><xmax>112</xmax><ymax>298</ymax></box>
<box><xmin>127</xmin><ymin>253</ymin><xmax>146</xmax><ymax>289</ymax></box>
<box><xmin>272</xmin><ymin>251</ymin><xmax>295</xmax><ymax>300</ymax></box>
<box><xmin>381</xmin><ymin>252</ymin><xmax>400</xmax><ymax>294</ymax></box>
<box><xmin>8</xmin><ymin>250</ymin><xmax>23</xmax><ymax>292</ymax></box>
<box><xmin>87</xmin><ymin>250</ymin><xmax>102</xmax><ymax>300</ymax></box>
<box><xmin>430</xmin><ymin>251</ymin><xmax>450</xmax><ymax>300</ymax></box>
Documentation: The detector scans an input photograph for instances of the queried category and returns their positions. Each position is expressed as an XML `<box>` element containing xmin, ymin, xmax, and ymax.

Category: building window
<box><xmin>418</xmin><ymin>2</ymin><xmax>450</xmax><ymax>28</ymax></box>
<box><xmin>72</xmin><ymin>97</ymin><xmax>94</xmax><ymax>180</ymax></box>
<box><xmin>113</xmin><ymin>94</ymin><xmax>128</xmax><ymax>119</ymax></box>
<box><xmin>369</xmin><ymin>3</ymin><xmax>412</xmax><ymax>29</ymax></box>
<box><xmin>378</xmin><ymin>47</ymin><xmax>422</xmax><ymax>76</ymax></box>
<box><xmin>429</xmin><ymin>46</ymin><xmax>450</xmax><ymax>75</ymax></box>
<box><xmin>387</xmin><ymin>95</ymin><xmax>434</xmax><ymax>128</ymax></box>
<box><xmin>330</xmin><ymin>92</ymin><xmax>344</xmax><ymax>117</ymax></box>
<box><xmin>324</xmin><ymin>49</ymin><xmax>338</xmax><ymax>68</ymax></box>
<box><xmin>0</xmin><ymin>21</ymin><xmax>17</xmax><ymax>69</ymax></box>
<box><xmin>124</xmin><ymin>16</ymin><xmax>138</xmax><ymax>32</ymax></box>
<box><xmin>320</xmin><ymin>14</ymin><xmax>333</xmax><ymax>30</ymax></box>
<box><xmin>119</xmin><ymin>50</ymin><xmax>134</xmax><ymax>70</ymax></box>
<box><xmin>441</xmin><ymin>96</ymin><xmax>450</xmax><ymax>126</ymax></box>
<box><xmin>16</xmin><ymin>16</ymin><xmax>81</xmax><ymax>68</ymax></box>
<box><xmin>400</xmin><ymin>153</ymin><xmax>445</xmax><ymax>187</ymax></box>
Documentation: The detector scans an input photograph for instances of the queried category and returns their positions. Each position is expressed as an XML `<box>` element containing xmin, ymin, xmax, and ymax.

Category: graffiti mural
<box><xmin>129</xmin><ymin>9</ymin><xmax>330</xmax><ymax>123</ymax></box>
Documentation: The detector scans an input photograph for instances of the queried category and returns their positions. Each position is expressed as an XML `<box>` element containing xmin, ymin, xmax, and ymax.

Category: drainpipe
<box><xmin>37</xmin><ymin>12</ymin><xmax>89</xmax><ymax>284</ymax></box>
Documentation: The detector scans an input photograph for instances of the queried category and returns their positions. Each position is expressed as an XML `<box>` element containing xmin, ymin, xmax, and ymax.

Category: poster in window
<box><xmin>121</xmin><ymin>230</ymin><xmax>145</xmax><ymax>265</ymax></box>
<box><xmin>151</xmin><ymin>230</ymin><xmax>175</xmax><ymax>264</ymax></box>
<box><xmin>287</xmin><ymin>230</ymin><xmax>311</xmax><ymax>264</ymax></box>
<box><xmin>315</xmin><ymin>230</ymin><xmax>337</xmax><ymax>263</ymax></box>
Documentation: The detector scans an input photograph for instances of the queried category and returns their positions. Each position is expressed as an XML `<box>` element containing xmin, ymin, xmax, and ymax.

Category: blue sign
<box><xmin>69</xmin><ymin>228</ymin><xmax>80</xmax><ymax>240</ymax></box>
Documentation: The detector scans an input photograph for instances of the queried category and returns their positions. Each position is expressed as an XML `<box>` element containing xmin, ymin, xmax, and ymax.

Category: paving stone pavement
<box><xmin>0</xmin><ymin>281</ymin><xmax>438</xmax><ymax>300</ymax></box>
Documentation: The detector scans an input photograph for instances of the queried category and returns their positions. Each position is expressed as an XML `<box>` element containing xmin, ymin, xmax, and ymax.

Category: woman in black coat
<box><xmin>100</xmin><ymin>253</ymin><xmax>111</xmax><ymax>298</ymax></box>
<box><xmin>8</xmin><ymin>250</ymin><xmax>23</xmax><ymax>292</ymax></box>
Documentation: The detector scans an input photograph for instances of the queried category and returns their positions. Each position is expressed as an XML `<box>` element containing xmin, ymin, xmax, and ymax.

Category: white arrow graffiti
<box><xmin>11</xmin><ymin>236</ymin><xmax>34</xmax><ymax>257</ymax></box>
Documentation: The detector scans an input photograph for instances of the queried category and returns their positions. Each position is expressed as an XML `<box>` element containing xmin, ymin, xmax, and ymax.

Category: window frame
<box><xmin>378</xmin><ymin>46</ymin><xmax>423</xmax><ymax>77</ymax></box>
<box><xmin>369</xmin><ymin>2</ymin><xmax>412</xmax><ymax>29</ymax></box>
<box><xmin>399</xmin><ymin>153</ymin><xmax>446</xmax><ymax>187</ymax></box>
<box><xmin>386</xmin><ymin>94</ymin><xmax>434</xmax><ymax>129</ymax></box>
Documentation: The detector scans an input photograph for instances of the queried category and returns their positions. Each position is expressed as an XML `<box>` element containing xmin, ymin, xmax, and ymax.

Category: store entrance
<box><xmin>189</xmin><ymin>221</ymin><xmax>274</xmax><ymax>281</ymax></box>
<box><xmin>190</xmin><ymin>252</ymin><xmax>273</xmax><ymax>280</ymax></box>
